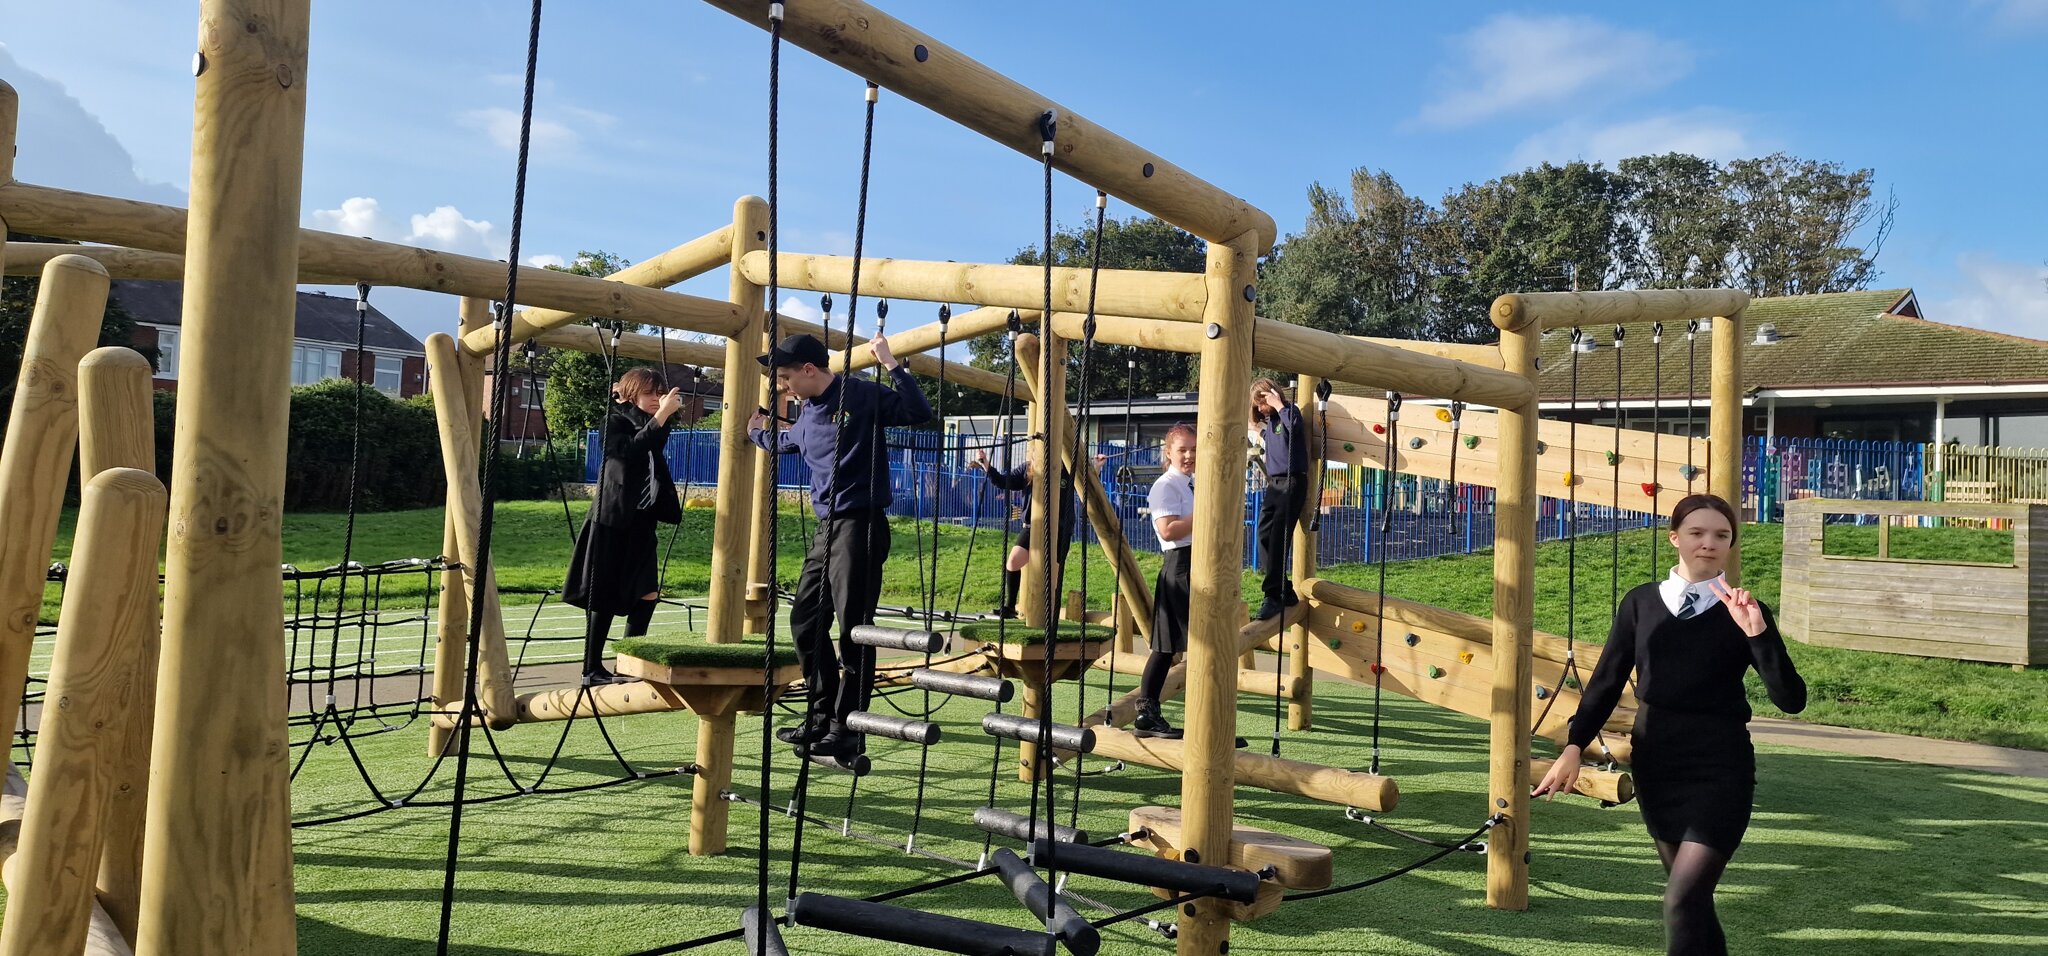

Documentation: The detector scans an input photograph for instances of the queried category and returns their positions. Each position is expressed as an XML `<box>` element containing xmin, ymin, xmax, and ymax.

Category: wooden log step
<box><xmin>1530</xmin><ymin>759</ymin><xmax>1635</xmax><ymax>805</ymax></box>
<box><xmin>911</xmin><ymin>668</ymin><xmax>1014</xmax><ymax>703</ymax></box>
<box><xmin>1088</xmin><ymin>726</ymin><xmax>1397</xmax><ymax>813</ymax></box>
<box><xmin>845</xmin><ymin>711</ymin><xmax>941</xmax><ymax>746</ymax></box>
<box><xmin>974</xmin><ymin>807</ymin><xmax>1088</xmax><ymax>846</ymax></box>
<box><xmin>983</xmin><ymin>713</ymin><xmax>1095</xmax><ymax>753</ymax></box>
<box><xmin>1028</xmin><ymin>839</ymin><xmax>1262</xmax><ymax>905</ymax></box>
<box><xmin>788</xmin><ymin>893</ymin><xmax>1055</xmax><ymax>956</ymax></box>
<box><xmin>990</xmin><ymin>848</ymin><xmax>1100</xmax><ymax>956</ymax></box>
<box><xmin>1126</xmin><ymin>806</ymin><xmax>1332</xmax><ymax>890</ymax></box>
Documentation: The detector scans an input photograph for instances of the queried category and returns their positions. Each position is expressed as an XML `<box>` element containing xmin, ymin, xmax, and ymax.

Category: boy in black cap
<box><xmin>748</xmin><ymin>332</ymin><xmax>932</xmax><ymax>760</ymax></box>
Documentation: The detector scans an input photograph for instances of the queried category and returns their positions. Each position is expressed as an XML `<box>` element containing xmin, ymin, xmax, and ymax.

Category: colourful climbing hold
<box><xmin>1435</xmin><ymin>408</ymin><xmax>1453</xmax><ymax>423</ymax></box>
<box><xmin>1327</xmin><ymin>638</ymin><xmax>1343</xmax><ymax>650</ymax></box>
<box><xmin>1564</xmin><ymin>676</ymin><xmax>1581</xmax><ymax>690</ymax></box>
<box><xmin>1463</xmin><ymin>435</ymin><xmax>1479</xmax><ymax>449</ymax></box>
<box><xmin>1351</xmin><ymin>620</ymin><xmax>1367</xmax><ymax>633</ymax></box>
<box><xmin>1426</xmin><ymin>666</ymin><xmax>1444</xmax><ymax>679</ymax></box>
<box><xmin>1343</xmin><ymin>442</ymin><xmax>1355</xmax><ymax>452</ymax></box>
<box><xmin>1458</xmin><ymin>651</ymin><xmax>1474</xmax><ymax>664</ymax></box>
<box><xmin>1642</xmin><ymin>482</ymin><xmax>1660</xmax><ymax>497</ymax></box>
<box><xmin>1605</xmin><ymin>451</ymin><xmax>1620</xmax><ymax>466</ymax></box>
<box><xmin>1371</xmin><ymin>423</ymin><xmax>1386</xmax><ymax>435</ymax></box>
<box><xmin>1534</xmin><ymin>686</ymin><xmax>1550</xmax><ymax>700</ymax></box>
<box><xmin>1404</xmin><ymin>632</ymin><xmax>1419</xmax><ymax>647</ymax></box>
<box><xmin>1369</xmin><ymin>663</ymin><xmax>1387</xmax><ymax>675</ymax></box>
<box><xmin>1407</xmin><ymin>437</ymin><xmax>1424</xmax><ymax>450</ymax></box>
<box><xmin>1562</xmin><ymin>471</ymin><xmax>1575</xmax><ymax>487</ymax></box>
<box><xmin>1680</xmin><ymin>464</ymin><xmax>1701</xmax><ymax>481</ymax></box>
<box><xmin>1535</xmin><ymin>441</ymin><xmax>1548</xmax><ymax>455</ymax></box>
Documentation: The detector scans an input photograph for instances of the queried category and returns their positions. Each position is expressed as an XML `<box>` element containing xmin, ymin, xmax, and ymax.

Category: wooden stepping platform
<box><xmin>502</xmin><ymin>634</ymin><xmax>802</xmax><ymax>723</ymax></box>
<box><xmin>1127</xmin><ymin>805</ymin><xmax>1332</xmax><ymax>922</ymax></box>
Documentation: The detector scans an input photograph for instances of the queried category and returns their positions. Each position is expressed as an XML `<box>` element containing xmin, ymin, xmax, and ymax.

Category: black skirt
<box><xmin>1629</xmin><ymin>704</ymin><xmax>1757</xmax><ymax>856</ymax></box>
<box><xmin>563</xmin><ymin>516</ymin><xmax>660</xmax><ymax>616</ymax></box>
<box><xmin>1150</xmin><ymin>547</ymin><xmax>1191</xmax><ymax>654</ymax></box>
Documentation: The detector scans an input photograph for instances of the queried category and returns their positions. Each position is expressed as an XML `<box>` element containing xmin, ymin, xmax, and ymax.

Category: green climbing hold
<box><xmin>1426</xmin><ymin>666</ymin><xmax>1444</xmax><ymax>679</ymax></box>
<box><xmin>1343</xmin><ymin>442</ymin><xmax>1355</xmax><ymax>452</ymax></box>
<box><xmin>1564</xmin><ymin>676</ymin><xmax>1581</xmax><ymax>690</ymax></box>
<box><xmin>1327</xmin><ymin>638</ymin><xmax>1343</xmax><ymax>650</ymax></box>
<box><xmin>1463</xmin><ymin>435</ymin><xmax>1479</xmax><ymax>449</ymax></box>
<box><xmin>1605</xmin><ymin>451</ymin><xmax>1620</xmax><ymax>466</ymax></box>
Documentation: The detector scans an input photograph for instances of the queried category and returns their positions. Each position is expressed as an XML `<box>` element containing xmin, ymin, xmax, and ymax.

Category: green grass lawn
<box><xmin>273</xmin><ymin>675</ymin><xmax>2048</xmax><ymax>954</ymax></box>
<box><xmin>41</xmin><ymin>502</ymin><xmax>2048</xmax><ymax>751</ymax></box>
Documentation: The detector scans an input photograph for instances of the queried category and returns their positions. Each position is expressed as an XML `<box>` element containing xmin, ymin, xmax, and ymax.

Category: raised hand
<box><xmin>1709</xmin><ymin>579</ymin><xmax>1765</xmax><ymax>637</ymax></box>
<box><xmin>870</xmin><ymin>332</ymin><xmax>897</xmax><ymax>370</ymax></box>
<box><xmin>968</xmin><ymin>452</ymin><xmax>990</xmax><ymax>472</ymax></box>
<box><xmin>655</xmin><ymin>387</ymin><xmax>686</xmax><ymax>421</ymax></box>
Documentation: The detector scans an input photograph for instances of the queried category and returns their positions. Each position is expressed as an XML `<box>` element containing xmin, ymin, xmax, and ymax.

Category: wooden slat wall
<box><xmin>1782</xmin><ymin>498</ymin><xmax>2040</xmax><ymax>667</ymax></box>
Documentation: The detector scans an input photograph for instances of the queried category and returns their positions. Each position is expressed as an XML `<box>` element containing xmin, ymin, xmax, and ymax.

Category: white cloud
<box><xmin>1509</xmin><ymin>109</ymin><xmax>1757</xmax><ymax>169</ymax></box>
<box><xmin>778</xmin><ymin>295</ymin><xmax>825</xmax><ymax>326</ymax></box>
<box><xmin>1922</xmin><ymin>254</ymin><xmax>2048</xmax><ymax>339</ymax></box>
<box><xmin>1416</xmin><ymin>15</ymin><xmax>1693</xmax><ymax>128</ymax></box>
<box><xmin>457</xmin><ymin>107</ymin><xmax>582</xmax><ymax>153</ymax></box>
<box><xmin>308</xmin><ymin>197</ymin><xmax>501</xmax><ymax>259</ymax></box>
<box><xmin>525</xmin><ymin>253</ymin><xmax>567</xmax><ymax>269</ymax></box>
<box><xmin>1973</xmin><ymin>0</ymin><xmax>2048</xmax><ymax>27</ymax></box>
<box><xmin>0</xmin><ymin>45</ymin><xmax>184</xmax><ymax>205</ymax></box>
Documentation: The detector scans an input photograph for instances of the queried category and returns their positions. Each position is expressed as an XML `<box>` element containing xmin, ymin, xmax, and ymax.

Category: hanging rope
<box><xmin>754</xmin><ymin>0</ymin><xmax>786</xmax><ymax>944</ymax></box>
<box><xmin>1368</xmin><ymin>390</ymin><xmax>1400</xmax><ymax>775</ymax></box>
<box><xmin>1611</xmin><ymin>324</ymin><xmax>1624</xmax><ymax>617</ymax></box>
<box><xmin>1026</xmin><ymin>108</ymin><xmax>1065</xmax><ymax>907</ymax></box>
<box><xmin>1686</xmin><ymin>319</ymin><xmax>1699</xmax><ymax>490</ymax></box>
<box><xmin>1063</xmin><ymin>189</ymin><xmax>1108</xmax><ymax>831</ymax></box>
<box><xmin>1650</xmin><ymin>321</ymin><xmax>1663</xmax><ymax>579</ymax></box>
<box><xmin>437</xmin><ymin>1</ymin><xmax>544</xmax><ymax>950</ymax></box>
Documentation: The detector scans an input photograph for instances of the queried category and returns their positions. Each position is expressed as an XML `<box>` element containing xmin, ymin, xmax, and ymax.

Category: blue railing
<box><xmin>589</xmin><ymin>427</ymin><xmax>1664</xmax><ymax>564</ymax></box>
<box><xmin>1746</xmin><ymin>436</ymin><xmax>1925</xmax><ymax>522</ymax></box>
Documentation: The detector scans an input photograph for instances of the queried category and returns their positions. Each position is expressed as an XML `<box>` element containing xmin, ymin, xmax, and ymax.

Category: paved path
<box><xmin>1749</xmin><ymin>715</ymin><xmax>2048</xmax><ymax>779</ymax></box>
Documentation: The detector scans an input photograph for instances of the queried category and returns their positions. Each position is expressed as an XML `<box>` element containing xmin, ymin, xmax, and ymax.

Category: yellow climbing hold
<box><xmin>1351</xmin><ymin>620</ymin><xmax>1368</xmax><ymax>633</ymax></box>
<box><xmin>1458</xmin><ymin>651</ymin><xmax>1474</xmax><ymax>664</ymax></box>
<box><xmin>1435</xmin><ymin>408</ymin><xmax>1453</xmax><ymax>423</ymax></box>
<box><xmin>1562</xmin><ymin>471</ymin><xmax>1575</xmax><ymax>487</ymax></box>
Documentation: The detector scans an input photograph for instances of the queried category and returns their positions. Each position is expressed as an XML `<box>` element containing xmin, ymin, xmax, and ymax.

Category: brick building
<box><xmin>110</xmin><ymin>279</ymin><xmax>427</xmax><ymax>397</ymax></box>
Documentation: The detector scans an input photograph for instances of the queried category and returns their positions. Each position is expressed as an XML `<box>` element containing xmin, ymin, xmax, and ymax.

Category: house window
<box><xmin>292</xmin><ymin>345</ymin><xmax>342</xmax><ymax>386</ymax></box>
<box><xmin>530</xmin><ymin>379</ymin><xmax>545</xmax><ymax>408</ymax></box>
<box><xmin>156</xmin><ymin>328</ymin><xmax>179</xmax><ymax>379</ymax></box>
<box><xmin>374</xmin><ymin>355</ymin><xmax>402</xmax><ymax>395</ymax></box>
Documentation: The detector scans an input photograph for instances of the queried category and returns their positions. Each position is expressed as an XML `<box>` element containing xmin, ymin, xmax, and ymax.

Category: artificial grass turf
<box><xmin>614</xmin><ymin>633</ymin><xmax>801</xmax><ymax>668</ymax></box>
<box><xmin>270</xmin><ymin>675</ymin><xmax>2048</xmax><ymax>954</ymax></box>
<box><xmin>954</xmin><ymin>620</ymin><xmax>1114</xmax><ymax>644</ymax></box>
<box><xmin>40</xmin><ymin>505</ymin><xmax>2048</xmax><ymax>749</ymax></box>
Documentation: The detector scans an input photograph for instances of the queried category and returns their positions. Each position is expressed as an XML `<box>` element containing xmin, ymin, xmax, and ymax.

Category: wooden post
<box><xmin>429</xmin><ymin>297</ymin><xmax>492</xmax><ymax>756</ymax></box>
<box><xmin>1710</xmin><ymin>308</ymin><xmax>1745</xmax><ymax>586</ymax></box>
<box><xmin>0</xmin><ymin>79</ymin><xmax>16</xmax><ymax>184</ymax></box>
<box><xmin>0</xmin><ymin>468</ymin><xmax>165</xmax><ymax>956</ymax></box>
<box><xmin>0</xmin><ymin>255</ymin><xmax>108</xmax><ymax>745</ymax></box>
<box><xmin>1484</xmin><ymin>294</ymin><xmax>1543</xmax><ymax>910</ymax></box>
<box><xmin>1015</xmin><ymin>333</ymin><xmax>1065</xmax><ymax>630</ymax></box>
<box><xmin>689</xmin><ymin>713</ymin><xmax>738</xmax><ymax>856</ymax></box>
<box><xmin>1114</xmin><ymin>593</ymin><xmax>1137</xmax><ymax>655</ymax></box>
<box><xmin>736</xmin><ymin>250</ymin><xmax>1206</xmax><ymax>322</ymax></box>
<box><xmin>744</xmin><ymin>317</ymin><xmax>780</xmax><ymax>636</ymax></box>
<box><xmin>1178</xmin><ymin>232</ymin><xmax>1260</xmax><ymax>956</ymax></box>
<box><xmin>424</xmin><ymin>333</ymin><xmax>519</xmax><ymax>729</ymax></box>
<box><xmin>77</xmin><ymin>348</ymin><xmax>159</xmax><ymax>944</ymax></box>
<box><xmin>1287</xmin><ymin>374</ymin><xmax>1323</xmax><ymax>731</ymax></box>
<box><xmin>461</xmin><ymin>224</ymin><xmax>736</xmax><ymax>354</ymax></box>
<box><xmin>137</xmin><ymin>4</ymin><xmax>308</xmax><ymax>950</ymax></box>
<box><xmin>708</xmin><ymin>197</ymin><xmax>769</xmax><ymax>645</ymax></box>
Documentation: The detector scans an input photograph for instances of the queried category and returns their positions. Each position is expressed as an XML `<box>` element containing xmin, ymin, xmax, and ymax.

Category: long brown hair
<box><xmin>1249</xmin><ymin>378</ymin><xmax>1284</xmax><ymax>425</ymax></box>
<box><xmin>615</xmin><ymin>367</ymin><xmax>664</xmax><ymax>404</ymax></box>
<box><xmin>1669</xmin><ymin>493</ymin><xmax>1739</xmax><ymax>543</ymax></box>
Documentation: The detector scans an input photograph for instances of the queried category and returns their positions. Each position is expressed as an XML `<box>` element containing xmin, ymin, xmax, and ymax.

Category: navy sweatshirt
<box><xmin>750</xmin><ymin>366</ymin><xmax>933</xmax><ymax>518</ymax></box>
<box><xmin>1260</xmin><ymin>401</ymin><xmax>1310</xmax><ymax>477</ymax></box>
<box><xmin>985</xmin><ymin>463</ymin><xmax>1077</xmax><ymax>534</ymax></box>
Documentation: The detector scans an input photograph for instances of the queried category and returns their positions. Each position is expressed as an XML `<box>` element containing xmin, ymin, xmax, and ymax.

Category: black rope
<box><xmin>1611</xmin><ymin>324</ymin><xmax>1624</xmax><ymax>617</ymax></box>
<box><xmin>1650</xmin><ymin>321</ymin><xmax>1663</xmax><ymax>579</ymax></box>
<box><xmin>1686</xmin><ymin>319</ymin><xmax>1699</xmax><ymax>489</ymax></box>
<box><xmin>1064</xmin><ymin>190</ymin><xmax>1107</xmax><ymax>831</ymax></box>
<box><xmin>1283</xmin><ymin>816</ymin><xmax>1500</xmax><ymax>902</ymax></box>
<box><xmin>1368</xmin><ymin>390</ymin><xmax>1399</xmax><ymax>775</ymax></box>
<box><xmin>758</xmin><ymin>3</ymin><xmax>790</xmax><ymax>937</ymax></box>
<box><xmin>435</xmin><ymin>1</ymin><xmax>543</xmax><ymax>950</ymax></box>
<box><xmin>1027</xmin><ymin>108</ymin><xmax>1064</xmax><ymax>911</ymax></box>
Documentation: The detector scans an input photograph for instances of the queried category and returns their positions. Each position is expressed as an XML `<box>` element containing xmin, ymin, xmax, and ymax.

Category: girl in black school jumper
<box><xmin>1535</xmin><ymin>493</ymin><xmax>1806</xmax><ymax>956</ymax></box>
<box><xmin>1249</xmin><ymin>378</ymin><xmax>1310</xmax><ymax>621</ymax></box>
<box><xmin>564</xmin><ymin>367</ymin><xmax>685</xmax><ymax>685</ymax></box>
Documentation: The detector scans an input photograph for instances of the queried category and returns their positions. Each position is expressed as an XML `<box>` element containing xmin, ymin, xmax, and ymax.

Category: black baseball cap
<box><xmin>758</xmin><ymin>333</ymin><xmax>831</xmax><ymax>369</ymax></box>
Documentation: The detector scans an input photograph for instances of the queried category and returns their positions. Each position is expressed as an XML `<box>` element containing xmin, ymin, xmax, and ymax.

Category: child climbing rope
<box><xmin>1249</xmin><ymin>378</ymin><xmax>1309</xmax><ymax>621</ymax></box>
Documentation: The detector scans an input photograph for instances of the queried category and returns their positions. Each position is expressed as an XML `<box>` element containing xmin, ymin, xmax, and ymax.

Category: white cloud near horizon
<box><xmin>456</xmin><ymin>101</ymin><xmax>617</xmax><ymax>155</ymax></box>
<box><xmin>1416</xmin><ymin>15</ymin><xmax>1693</xmax><ymax>128</ymax></box>
<box><xmin>1509</xmin><ymin>109</ymin><xmax>1757</xmax><ymax>169</ymax></box>
<box><xmin>308</xmin><ymin>197</ymin><xmax>503</xmax><ymax>260</ymax></box>
<box><xmin>0</xmin><ymin>44</ymin><xmax>185</xmax><ymax>205</ymax></box>
<box><xmin>1922</xmin><ymin>254</ymin><xmax>2048</xmax><ymax>338</ymax></box>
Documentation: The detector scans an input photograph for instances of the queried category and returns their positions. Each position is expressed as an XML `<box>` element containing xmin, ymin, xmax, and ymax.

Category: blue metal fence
<box><xmin>1746</xmin><ymin>437</ymin><xmax>1925</xmax><ymax>522</ymax></box>
<box><xmin>590</xmin><ymin>427</ymin><xmax>1666</xmax><ymax>564</ymax></box>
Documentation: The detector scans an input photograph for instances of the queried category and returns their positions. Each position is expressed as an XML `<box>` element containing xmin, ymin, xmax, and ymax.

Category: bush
<box><xmin>286</xmin><ymin>379</ymin><xmax>446</xmax><ymax>511</ymax></box>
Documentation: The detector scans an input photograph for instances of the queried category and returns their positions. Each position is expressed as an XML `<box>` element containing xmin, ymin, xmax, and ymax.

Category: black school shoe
<box><xmin>1251</xmin><ymin>600</ymin><xmax>1283</xmax><ymax>622</ymax></box>
<box><xmin>1131</xmin><ymin>701</ymin><xmax>1183</xmax><ymax>740</ymax></box>
<box><xmin>776</xmin><ymin>718</ymin><xmax>830</xmax><ymax>745</ymax></box>
<box><xmin>802</xmin><ymin>731</ymin><xmax>862</xmax><ymax>761</ymax></box>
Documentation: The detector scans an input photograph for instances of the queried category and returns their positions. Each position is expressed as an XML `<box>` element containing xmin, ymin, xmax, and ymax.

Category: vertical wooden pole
<box><xmin>0</xmin><ymin>255</ymin><xmax>108</xmax><ymax>746</ymax></box>
<box><xmin>1710</xmin><ymin>308</ymin><xmax>1745</xmax><ymax>586</ymax></box>
<box><xmin>424</xmin><ymin>334</ymin><xmax>519</xmax><ymax>729</ymax></box>
<box><xmin>77</xmin><ymin>347</ymin><xmax>159</xmax><ymax>944</ymax></box>
<box><xmin>1177</xmin><ymin>232</ymin><xmax>1259</xmax><ymax>956</ymax></box>
<box><xmin>1017</xmin><ymin>332</ymin><xmax>1066</xmax><ymax>630</ymax></box>
<box><xmin>1017</xmin><ymin>678</ymin><xmax>1049</xmax><ymax>783</ymax></box>
<box><xmin>1287</xmin><ymin>374</ymin><xmax>1322</xmax><ymax>731</ymax></box>
<box><xmin>1</xmin><ymin>79</ymin><xmax>16</xmax><ymax>272</ymax></box>
<box><xmin>744</xmin><ymin>313</ymin><xmax>780</xmax><ymax>636</ymax></box>
<box><xmin>708</xmin><ymin>196</ymin><xmax>769</xmax><ymax>645</ymax></box>
<box><xmin>1484</xmin><ymin>295</ymin><xmax>1541</xmax><ymax>910</ymax></box>
<box><xmin>687</xmin><ymin>197</ymin><xmax>766</xmax><ymax>858</ymax></box>
<box><xmin>1113</xmin><ymin>593</ymin><xmax>1136</xmax><ymax>656</ymax></box>
<box><xmin>0</xmin><ymin>468</ymin><xmax>165</xmax><ymax>956</ymax></box>
<box><xmin>137</xmin><ymin>4</ymin><xmax>308</xmax><ymax>950</ymax></box>
<box><xmin>430</xmin><ymin>297</ymin><xmax>491</xmax><ymax>756</ymax></box>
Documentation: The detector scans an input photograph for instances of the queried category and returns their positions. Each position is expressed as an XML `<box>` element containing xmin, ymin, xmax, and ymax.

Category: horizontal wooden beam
<box><xmin>0</xmin><ymin>181</ymin><xmax>748</xmax><ymax>338</ymax></box>
<box><xmin>1492</xmin><ymin>289</ymin><xmax>1750</xmax><ymax>333</ymax></box>
<box><xmin>533</xmin><ymin>326</ymin><xmax>729</xmax><ymax>370</ymax></box>
<box><xmin>836</xmin><ymin>305</ymin><xmax>1023</xmax><ymax>373</ymax></box>
<box><xmin>774</xmin><ymin>312</ymin><xmax>1019</xmax><ymax>399</ymax></box>
<box><xmin>701</xmin><ymin>0</ymin><xmax>1275</xmax><ymax>248</ymax></box>
<box><xmin>738</xmin><ymin>250</ymin><xmax>1206</xmax><ymax>322</ymax></box>
<box><xmin>1089</xmin><ymin>726</ymin><xmax>1397</xmax><ymax>812</ymax></box>
<box><xmin>461</xmin><ymin>223</ymin><xmax>736</xmax><ymax>354</ymax></box>
<box><xmin>1356</xmin><ymin>335</ymin><xmax>1504</xmax><ymax>370</ymax></box>
<box><xmin>2</xmin><ymin>241</ymin><xmax>348</xmax><ymax>286</ymax></box>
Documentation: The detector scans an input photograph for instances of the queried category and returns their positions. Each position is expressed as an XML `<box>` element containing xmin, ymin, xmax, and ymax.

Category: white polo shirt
<box><xmin>1148</xmin><ymin>469</ymin><xmax>1194</xmax><ymax>551</ymax></box>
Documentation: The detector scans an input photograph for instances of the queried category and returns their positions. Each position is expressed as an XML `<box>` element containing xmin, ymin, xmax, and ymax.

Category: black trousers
<box><xmin>1256</xmin><ymin>474</ymin><xmax>1310</xmax><ymax>606</ymax></box>
<box><xmin>790</xmin><ymin>511</ymin><xmax>892</xmax><ymax>729</ymax></box>
<box><xmin>1001</xmin><ymin>521</ymin><xmax>1076</xmax><ymax>613</ymax></box>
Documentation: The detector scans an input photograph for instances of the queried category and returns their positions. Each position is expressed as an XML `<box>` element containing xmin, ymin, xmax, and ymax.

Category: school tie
<box><xmin>638</xmin><ymin>452</ymin><xmax>659</xmax><ymax>511</ymax></box>
<box><xmin>1676</xmin><ymin>588</ymin><xmax>1701</xmax><ymax>619</ymax></box>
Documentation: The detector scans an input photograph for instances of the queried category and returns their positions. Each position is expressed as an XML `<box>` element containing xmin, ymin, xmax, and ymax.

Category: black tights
<box><xmin>583</xmin><ymin>599</ymin><xmax>657</xmax><ymax>675</ymax></box>
<box><xmin>1657</xmin><ymin>839</ymin><xmax>1731</xmax><ymax>956</ymax></box>
<box><xmin>1139</xmin><ymin>650</ymin><xmax>1175</xmax><ymax>704</ymax></box>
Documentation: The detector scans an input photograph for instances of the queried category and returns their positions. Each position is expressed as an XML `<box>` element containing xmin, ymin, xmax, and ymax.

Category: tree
<box><xmin>538</xmin><ymin>250</ymin><xmax>640</xmax><ymax>439</ymax></box>
<box><xmin>969</xmin><ymin>213</ymin><xmax>1208</xmax><ymax>406</ymax></box>
<box><xmin>1616</xmin><ymin>153</ymin><xmax>1735</xmax><ymax>289</ymax></box>
<box><xmin>1260</xmin><ymin>170</ymin><xmax>1438</xmax><ymax>341</ymax></box>
<box><xmin>1720</xmin><ymin>153</ymin><xmax>1893</xmax><ymax>297</ymax></box>
<box><xmin>1</xmin><ymin>233</ymin><xmax>153</xmax><ymax>437</ymax></box>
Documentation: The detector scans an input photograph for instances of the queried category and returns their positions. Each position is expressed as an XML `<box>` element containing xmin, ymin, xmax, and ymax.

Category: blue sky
<box><xmin>3</xmin><ymin>0</ymin><xmax>2044</xmax><ymax>343</ymax></box>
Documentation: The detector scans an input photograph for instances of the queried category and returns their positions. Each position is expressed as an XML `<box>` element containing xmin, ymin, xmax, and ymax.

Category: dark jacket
<box><xmin>985</xmin><ymin>462</ymin><xmax>1077</xmax><ymax>535</ymax></box>
<box><xmin>1259</xmin><ymin>401</ymin><xmax>1310</xmax><ymax>478</ymax></box>
<box><xmin>750</xmin><ymin>367</ymin><xmax>933</xmax><ymax>517</ymax></box>
<box><xmin>592</xmin><ymin>404</ymin><xmax>680</xmax><ymax>526</ymax></box>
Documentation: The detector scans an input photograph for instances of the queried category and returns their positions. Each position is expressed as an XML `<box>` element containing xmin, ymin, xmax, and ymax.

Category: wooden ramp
<box><xmin>1128</xmin><ymin>805</ymin><xmax>1332</xmax><ymax>922</ymax></box>
<box><xmin>1301</xmin><ymin>578</ymin><xmax>1635</xmax><ymax>797</ymax></box>
<box><xmin>1322</xmin><ymin>392</ymin><xmax>1712</xmax><ymax>515</ymax></box>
